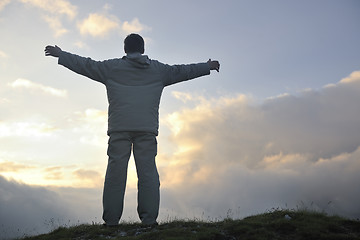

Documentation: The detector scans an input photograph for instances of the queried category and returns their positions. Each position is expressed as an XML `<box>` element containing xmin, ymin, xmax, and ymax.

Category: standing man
<box><xmin>45</xmin><ymin>33</ymin><xmax>220</xmax><ymax>226</ymax></box>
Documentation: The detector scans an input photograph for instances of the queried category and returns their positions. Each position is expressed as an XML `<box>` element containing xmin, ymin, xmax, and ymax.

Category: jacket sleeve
<box><xmin>58</xmin><ymin>51</ymin><xmax>111</xmax><ymax>84</ymax></box>
<box><xmin>162</xmin><ymin>62</ymin><xmax>210</xmax><ymax>86</ymax></box>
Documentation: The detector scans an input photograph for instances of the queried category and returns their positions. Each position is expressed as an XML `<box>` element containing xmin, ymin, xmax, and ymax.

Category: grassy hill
<box><xmin>20</xmin><ymin>210</ymin><xmax>360</xmax><ymax>240</ymax></box>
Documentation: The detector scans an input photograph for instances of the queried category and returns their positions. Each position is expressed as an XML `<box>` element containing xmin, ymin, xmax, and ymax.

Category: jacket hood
<box><xmin>123</xmin><ymin>53</ymin><xmax>151</xmax><ymax>69</ymax></box>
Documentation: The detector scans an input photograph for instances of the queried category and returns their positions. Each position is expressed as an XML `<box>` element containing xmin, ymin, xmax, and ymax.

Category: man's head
<box><xmin>124</xmin><ymin>33</ymin><xmax>145</xmax><ymax>54</ymax></box>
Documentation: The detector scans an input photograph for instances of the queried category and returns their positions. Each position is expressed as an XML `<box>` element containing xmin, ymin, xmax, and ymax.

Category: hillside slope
<box><xmin>20</xmin><ymin>210</ymin><xmax>360</xmax><ymax>240</ymax></box>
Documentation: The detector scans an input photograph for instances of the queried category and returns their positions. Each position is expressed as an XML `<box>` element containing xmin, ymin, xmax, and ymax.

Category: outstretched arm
<box><xmin>163</xmin><ymin>59</ymin><xmax>219</xmax><ymax>86</ymax></box>
<box><xmin>44</xmin><ymin>45</ymin><xmax>109</xmax><ymax>83</ymax></box>
<box><xmin>207</xmin><ymin>59</ymin><xmax>220</xmax><ymax>72</ymax></box>
<box><xmin>44</xmin><ymin>45</ymin><xmax>62</xmax><ymax>57</ymax></box>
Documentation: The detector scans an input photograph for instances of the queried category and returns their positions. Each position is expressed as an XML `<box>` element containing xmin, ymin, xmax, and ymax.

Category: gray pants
<box><xmin>102</xmin><ymin>132</ymin><xmax>160</xmax><ymax>225</ymax></box>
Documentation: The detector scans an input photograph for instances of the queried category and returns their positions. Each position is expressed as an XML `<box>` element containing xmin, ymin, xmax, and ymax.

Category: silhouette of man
<box><xmin>45</xmin><ymin>33</ymin><xmax>220</xmax><ymax>226</ymax></box>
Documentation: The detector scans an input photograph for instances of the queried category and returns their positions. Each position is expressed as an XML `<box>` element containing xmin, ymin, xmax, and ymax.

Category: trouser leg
<box><xmin>133</xmin><ymin>133</ymin><xmax>160</xmax><ymax>225</ymax></box>
<box><xmin>102</xmin><ymin>132</ymin><xmax>131</xmax><ymax>225</ymax></box>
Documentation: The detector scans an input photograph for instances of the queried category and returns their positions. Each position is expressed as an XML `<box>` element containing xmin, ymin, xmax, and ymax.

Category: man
<box><xmin>45</xmin><ymin>33</ymin><xmax>220</xmax><ymax>226</ymax></box>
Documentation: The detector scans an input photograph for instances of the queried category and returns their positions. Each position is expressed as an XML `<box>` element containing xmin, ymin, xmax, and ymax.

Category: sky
<box><xmin>1</xmin><ymin>0</ymin><xmax>360</xmax><ymax>238</ymax></box>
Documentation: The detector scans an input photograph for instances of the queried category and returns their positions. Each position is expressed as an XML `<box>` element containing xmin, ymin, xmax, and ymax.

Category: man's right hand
<box><xmin>45</xmin><ymin>45</ymin><xmax>62</xmax><ymax>58</ymax></box>
<box><xmin>207</xmin><ymin>59</ymin><xmax>220</xmax><ymax>72</ymax></box>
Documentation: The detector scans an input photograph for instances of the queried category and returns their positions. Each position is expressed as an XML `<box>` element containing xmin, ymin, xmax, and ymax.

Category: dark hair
<box><xmin>124</xmin><ymin>33</ymin><xmax>145</xmax><ymax>54</ymax></box>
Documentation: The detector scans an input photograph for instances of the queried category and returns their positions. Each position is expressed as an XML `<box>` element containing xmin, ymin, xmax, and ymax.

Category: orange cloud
<box><xmin>340</xmin><ymin>70</ymin><xmax>360</xmax><ymax>84</ymax></box>
<box><xmin>122</xmin><ymin>18</ymin><xmax>150</xmax><ymax>34</ymax></box>
<box><xmin>0</xmin><ymin>161</ymin><xmax>34</xmax><ymax>172</ymax></box>
<box><xmin>77</xmin><ymin>13</ymin><xmax>119</xmax><ymax>37</ymax></box>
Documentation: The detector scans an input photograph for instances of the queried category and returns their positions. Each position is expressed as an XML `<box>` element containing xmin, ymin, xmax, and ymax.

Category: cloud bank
<box><xmin>0</xmin><ymin>176</ymin><xmax>102</xmax><ymax>239</ymax></box>
<box><xmin>158</xmin><ymin>70</ymin><xmax>360</xmax><ymax>219</ymax></box>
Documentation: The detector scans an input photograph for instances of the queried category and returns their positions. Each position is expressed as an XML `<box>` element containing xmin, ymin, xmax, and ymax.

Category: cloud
<box><xmin>164</xmin><ymin>71</ymin><xmax>360</xmax><ymax>168</ymax></box>
<box><xmin>0</xmin><ymin>0</ymin><xmax>11</xmax><ymax>12</ymax></box>
<box><xmin>44</xmin><ymin>166</ymin><xmax>64</xmax><ymax>180</ymax></box>
<box><xmin>0</xmin><ymin>176</ymin><xmax>101</xmax><ymax>239</ymax></box>
<box><xmin>122</xmin><ymin>18</ymin><xmax>151</xmax><ymax>34</ymax></box>
<box><xmin>77</xmin><ymin>13</ymin><xmax>120</xmax><ymax>38</ymax></box>
<box><xmin>8</xmin><ymin>78</ymin><xmax>67</xmax><ymax>97</ymax></box>
<box><xmin>42</xmin><ymin>15</ymin><xmax>68</xmax><ymax>37</ymax></box>
<box><xmin>0</xmin><ymin>108</ymin><xmax>107</xmax><ymax>187</ymax></box>
<box><xmin>339</xmin><ymin>70</ymin><xmax>360</xmax><ymax>84</ymax></box>
<box><xmin>77</xmin><ymin>13</ymin><xmax>150</xmax><ymax>38</ymax></box>
<box><xmin>0</xmin><ymin>121</ymin><xmax>57</xmax><ymax>137</ymax></box>
<box><xmin>0</xmin><ymin>176</ymin><xmax>70</xmax><ymax>238</ymax></box>
<box><xmin>73</xmin><ymin>169</ymin><xmax>103</xmax><ymax>188</ymax></box>
<box><xmin>41</xmin><ymin>166</ymin><xmax>103</xmax><ymax>187</ymax></box>
<box><xmin>0</xmin><ymin>161</ymin><xmax>34</xmax><ymax>172</ymax></box>
<box><xmin>20</xmin><ymin>0</ymin><xmax>77</xmax><ymax>19</ymax></box>
<box><xmin>157</xmin><ymin>70</ymin><xmax>360</xmax><ymax>219</ymax></box>
<box><xmin>73</xmin><ymin>169</ymin><xmax>101</xmax><ymax>179</ymax></box>
<box><xmin>20</xmin><ymin>0</ymin><xmax>77</xmax><ymax>37</ymax></box>
<box><xmin>0</xmin><ymin>159</ymin><xmax>102</xmax><ymax>188</ymax></box>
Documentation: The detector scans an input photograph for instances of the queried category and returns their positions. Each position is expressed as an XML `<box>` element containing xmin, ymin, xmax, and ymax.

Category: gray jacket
<box><xmin>58</xmin><ymin>51</ymin><xmax>210</xmax><ymax>135</ymax></box>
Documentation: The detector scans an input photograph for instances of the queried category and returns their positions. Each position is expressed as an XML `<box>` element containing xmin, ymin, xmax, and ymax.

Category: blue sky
<box><xmin>1</xmin><ymin>0</ymin><xmax>360</xmax><ymax>238</ymax></box>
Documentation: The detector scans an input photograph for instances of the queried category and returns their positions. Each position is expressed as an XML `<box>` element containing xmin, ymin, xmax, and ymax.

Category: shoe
<box><xmin>102</xmin><ymin>223</ymin><xmax>118</xmax><ymax>228</ymax></box>
<box><xmin>141</xmin><ymin>222</ymin><xmax>158</xmax><ymax>228</ymax></box>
